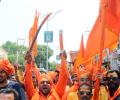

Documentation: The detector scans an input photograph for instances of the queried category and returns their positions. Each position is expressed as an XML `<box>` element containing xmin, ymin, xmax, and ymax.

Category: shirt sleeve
<box><xmin>55</xmin><ymin>57</ymin><xmax>69</xmax><ymax>98</ymax></box>
<box><xmin>24</xmin><ymin>63</ymin><xmax>36</xmax><ymax>100</ymax></box>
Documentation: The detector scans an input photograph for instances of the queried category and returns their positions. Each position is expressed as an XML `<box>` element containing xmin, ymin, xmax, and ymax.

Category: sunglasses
<box><xmin>106</xmin><ymin>77</ymin><xmax>118</xmax><ymax>81</ymax></box>
<box><xmin>79</xmin><ymin>91</ymin><xmax>92</xmax><ymax>95</ymax></box>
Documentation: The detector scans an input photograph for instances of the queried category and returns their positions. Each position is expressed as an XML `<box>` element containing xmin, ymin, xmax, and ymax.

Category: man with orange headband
<box><xmin>67</xmin><ymin>71</ymin><xmax>92</xmax><ymax>100</ymax></box>
<box><xmin>0</xmin><ymin>59</ymin><xmax>26</xmax><ymax>100</ymax></box>
<box><xmin>24</xmin><ymin>50</ymin><xmax>68</xmax><ymax>100</ymax></box>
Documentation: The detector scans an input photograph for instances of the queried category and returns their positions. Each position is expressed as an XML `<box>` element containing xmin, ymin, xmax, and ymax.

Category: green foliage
<box><xmin>2</xmin><ymin>41</ymin><xmax>27</xmax><ymax>68</ymax></box>
<box><xmin>35</xmin><ymin>45</ymin><xmax>54</xmax><ymax>69</ymax></box>
<box><xmin>1</xmin><ymin>41</ymin><xmax>55</xmax><ymax>70</ymax></box>
<box><xmin>8</xmin><ymin>54</ymin><xmax>16</xmax><ymax>63</ymax></box>
<box><xmin>49</xmin><ymin>61</ymin><xmax>56</xmax><ymax>70</ymax></box>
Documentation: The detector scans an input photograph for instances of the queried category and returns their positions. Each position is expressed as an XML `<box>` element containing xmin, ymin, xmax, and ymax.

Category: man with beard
<box><xmin>106</xmin><ymin>70</ymin><xmax>120</xmax><ymax>100</ymax></box>
<box><xmin>78</xmin><ymin>83</ymin><xmax>92</xmax><ymax>100</ymax></box>
<box><xmin>24</xmin><ymin>50</ymin><xmax>68</xmax><ymax>100</ymax></box>
<box><xmin>67</xmin><ymin>72</ymin><xmax>92</xmax><ymax>100</ymax></box>
<box><xmin>24</xmin><ymin>51</ymin><xmax>53</xmax><ymax>100</ymax></box>
<box><xmin>67</xmin><ymin>83</ymin><xmax>92</xmax><ymax>100</ymax></box>
<box><xmin>0</xmin><ymin>59</ymin><xmax>26</xmax><ymax>100</ymax></box>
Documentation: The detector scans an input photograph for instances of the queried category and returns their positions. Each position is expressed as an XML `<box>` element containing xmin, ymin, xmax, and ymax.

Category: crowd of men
<box><xmin>0</xmin><ymin>50</ymin><xmax>120</xmax><ymax>100</ymax></box>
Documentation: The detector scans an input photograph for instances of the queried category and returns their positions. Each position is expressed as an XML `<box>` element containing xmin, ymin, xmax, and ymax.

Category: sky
<box><xmin>0</xmin><ymin>0</ymin><xmax>99</xmax><ymax>61</ymax></box>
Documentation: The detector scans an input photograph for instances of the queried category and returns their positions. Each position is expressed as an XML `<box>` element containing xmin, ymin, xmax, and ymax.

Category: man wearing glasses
<box><xmin>67</xmin><ymin>83</ymin><xmax>92</xmax><ymax>100</ymax></box>
<box><xmin>78</xmin><ymin>83</ymin><xmax>92</xmax><ymax>100</ymax></box>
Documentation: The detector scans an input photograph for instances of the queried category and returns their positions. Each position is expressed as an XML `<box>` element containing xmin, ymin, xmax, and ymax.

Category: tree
<box><xmin>1</xmin><ymin>41</ymin><xmax>55</xmax><ymax>70</ymax></box>
<box><xmin>35</xmin><ymin>45</ymin><xmax>54</xmax><ymax>69</ymax></box>
<box><xmin>49</xmin><ymin>61</ymin><xmax>56</xmax><ymax>70</ymax></box>
<box><xmin>2</xmin><ymin>41</ymin><xmax>27</xmax><ymax>68</ymax></box>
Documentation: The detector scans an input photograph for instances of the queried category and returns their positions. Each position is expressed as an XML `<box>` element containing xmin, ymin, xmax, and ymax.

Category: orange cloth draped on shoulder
<box><xmin>62</xmin><ymin>84</ymin><xmax>79</xmax><ymax>100</ymax></box>
<box><xmin>98</xmin><ymin>85</ymin><xmax>108</xmax><ymax>100</ymax></box>
<box><xmin>0</xmin><ymin>59</ymin><xmax>15</xmax><ymax>76</ymax></box>
<box><xmin>67</xmin><ymin>91</ymin><xmax>79</xmax><ymax>100</ymax></box>
<box><xmin>73</xmin><ymin>34</ymin><xmax>84</xmax><ymax>73</ymax></box>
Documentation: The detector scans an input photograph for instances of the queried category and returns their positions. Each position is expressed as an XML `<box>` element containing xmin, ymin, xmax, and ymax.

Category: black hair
<box><xmin>71</xmin><ymin>73</ymin><xmax>77</xmax><ymax>79</ymax></box>
<box><xmin>0</xmin><ymin>88</ymin><xmax>19</xmax><ymax>100</ymax></box>
<box><xmin>106</xmin><ymin>70</ymin><xmax>120</xmax><ymax>78</ymax></box>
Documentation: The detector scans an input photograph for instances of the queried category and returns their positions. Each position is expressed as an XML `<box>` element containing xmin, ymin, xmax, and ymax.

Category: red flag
<box><xmin>73</xmin><ymin>34</ymin><xmax>84</xmax><ymax>72</ymax></box>
<box><xmin>29</xmin><ymin>11</ymin><xmax>39</xmax><ymax>57</ymax></box>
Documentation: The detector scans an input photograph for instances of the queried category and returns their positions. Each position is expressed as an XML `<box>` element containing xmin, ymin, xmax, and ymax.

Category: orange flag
<box><xmin>105</xmin><ymin>0</ymin><xmax>120</xmax><ymax>34</ymax></box>
<box><xmin>93</xmin><ymin>0</ymin><xmax>107</xmax><ymax>99</ymax></box>
<box><xmin>29</xmin><ymin>11</ymin><xmax>39</xmax><ymax>57</ymax></box>
<box><xmin>73</xmin><ymin>34</ymin><xmax>84</xmax><ymax>72</ymax></box>
<box><xmin>84</xmin><ymin>0</ymin><xmax>120</xmax><ymax>62</ymax></box>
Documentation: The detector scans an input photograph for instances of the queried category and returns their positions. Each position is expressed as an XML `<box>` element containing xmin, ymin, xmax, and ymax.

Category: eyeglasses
<box><xmin>79</xmin><ymin>91</ymin><xmax>92</xmax><ymax>95</ymax></box>
<box><xmin>106</xmin><ymin>77</ymin><xmax>118</xmax><ymax>81</ymax></box>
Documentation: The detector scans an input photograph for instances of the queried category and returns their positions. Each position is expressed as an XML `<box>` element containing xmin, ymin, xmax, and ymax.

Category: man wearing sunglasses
<box><xmin>67</xmin><ymin>83</ymin><xmax>92</xmax><ymax>100</ymax></box>
<box><xmin>106</xmin><ymin>70</ymin><xmax>120</xmax><ymax>100</ymax></box>
<box><xmin>78</xmin><ymin>83</ymin><xmax>92</xmax><ymax>100</ymax></box>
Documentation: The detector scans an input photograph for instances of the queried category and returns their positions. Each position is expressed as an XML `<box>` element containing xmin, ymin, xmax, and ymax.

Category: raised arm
<box><xmin>24</xmin><ymin>51</ymin><xmax>36</xmax><ymax>100</ymax></box>
<box><xmin>55</xmin><ymin>51</ymin><xmax>69</xmax><ymax>98</ymax></box>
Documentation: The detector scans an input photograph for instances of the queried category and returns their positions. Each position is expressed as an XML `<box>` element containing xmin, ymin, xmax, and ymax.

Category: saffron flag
<box><xmin>93</xmin><ymin>0</ymin><xmax>107</xmax><ymax>99</ymax></box>
<box><xmin>105</xmin><ymin>0</ymin><xmax>120</xmax><ymax>34</ymax></box>
<box><xmin>73</xmin><ymin>34</ymin><xmax>84</xmax><ymax>72</ymax></box>
<box><xmin>84</xmin><ymin>0</ymin><xmax>120</xmax><ymax>61</ymax></box>
<box><xmin>29</xmin><ymin>11</ymin><xmax>39</xmax><ymax>57</ymax></box>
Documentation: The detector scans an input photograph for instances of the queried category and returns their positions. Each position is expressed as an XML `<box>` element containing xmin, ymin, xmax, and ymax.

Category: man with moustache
<box><xmin>67</xmin><ymin>83</ymin><xmax>93</xmax><ymax>100</ymax></box>
<box><xmin>106</xmin><ymin>70</ymin><xmax>120</xmax><ymax>100</ymax></box>
<box><xmin>24</xmin><ymin>50</ymin><xmax>68</xmax><ymax>100</ymax></box>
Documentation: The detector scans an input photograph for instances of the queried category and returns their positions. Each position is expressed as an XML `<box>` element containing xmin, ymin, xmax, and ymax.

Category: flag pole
<box><xmin>93</xmin><ymin>0</ymin><xmax>107</xmax><ymax>99</ymax></box>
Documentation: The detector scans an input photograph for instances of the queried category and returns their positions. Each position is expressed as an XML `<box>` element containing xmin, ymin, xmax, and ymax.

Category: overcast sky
<box><xmin>0</xmin><ymin>0</ymin><xmax>99</xmax><ymax>61</ymax></box>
